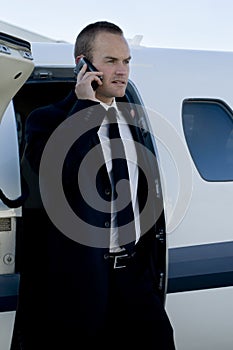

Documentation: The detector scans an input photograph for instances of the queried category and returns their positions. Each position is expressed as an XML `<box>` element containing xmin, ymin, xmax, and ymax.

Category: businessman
<box><xmin>16</xmin><ymin>21</ymin><xmax>176</xmax><ymax>349</ymax></box>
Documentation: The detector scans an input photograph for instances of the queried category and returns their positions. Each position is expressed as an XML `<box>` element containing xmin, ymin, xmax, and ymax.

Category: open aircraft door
<box><xmin>0</xmin><ymin>33</ymin><xmax>34</xmax><ymax>350</ymax></box>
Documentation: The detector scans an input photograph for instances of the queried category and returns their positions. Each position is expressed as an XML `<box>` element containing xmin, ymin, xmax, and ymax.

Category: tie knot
<box><xmin>106</xmin><ymin>107</ymin><xmax>118</xmax><ymax>123</ymax></box>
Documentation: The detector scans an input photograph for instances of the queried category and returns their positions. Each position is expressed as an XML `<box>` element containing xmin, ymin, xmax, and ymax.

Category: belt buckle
<box><xmin>113</xmin><ymin>254</ymin><xmax>128</xmax><ymax>269</ymax></box>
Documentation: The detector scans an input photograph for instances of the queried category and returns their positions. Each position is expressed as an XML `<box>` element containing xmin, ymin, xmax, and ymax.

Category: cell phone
<box><xmin>74</xmin><ymin>57</ymin><xmax>102</xmax><ymax>90</ymax></box>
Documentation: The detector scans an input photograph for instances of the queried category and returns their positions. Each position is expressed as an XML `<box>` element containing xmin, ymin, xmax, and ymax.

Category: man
<box><xmin>16</xmin><ymin>21</ymin><xmax>176</xmax><ymax>349</ymax></box>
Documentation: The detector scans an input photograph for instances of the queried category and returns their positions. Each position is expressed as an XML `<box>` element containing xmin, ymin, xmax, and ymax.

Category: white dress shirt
<box><xmin>98</xmin><ymin>100</ymin><xmax>140</xmax><ymax>251</ymax></box>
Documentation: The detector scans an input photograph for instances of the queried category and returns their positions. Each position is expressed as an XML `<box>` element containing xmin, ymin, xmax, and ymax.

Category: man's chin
<box><xmin>114</xmin><ymin>88</ymin><xmax>127</xmax><ymax>98</ymax></box>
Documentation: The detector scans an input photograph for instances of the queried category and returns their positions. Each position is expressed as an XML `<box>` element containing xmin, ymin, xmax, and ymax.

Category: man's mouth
<box><xmin>112</xmin><ymin>79</ymin><xmax>126</xmax><ymax>86</ymax></box>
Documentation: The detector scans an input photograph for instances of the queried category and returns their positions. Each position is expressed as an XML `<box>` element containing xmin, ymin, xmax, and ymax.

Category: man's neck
<box><xmin>99</xmin><ymin>98</ymin><xmax>117</xmax><ymax>110</ymax></box>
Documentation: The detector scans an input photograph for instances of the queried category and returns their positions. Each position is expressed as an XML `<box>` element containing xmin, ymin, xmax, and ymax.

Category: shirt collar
<box><xmin>99</xmin><ymin>99</ymin><xmax>118</xmax><ymax>111</ymax></box>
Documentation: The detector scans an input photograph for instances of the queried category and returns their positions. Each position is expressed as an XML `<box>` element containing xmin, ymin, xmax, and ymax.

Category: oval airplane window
<box><xmin>182</xmin><ymin>99</ymin><xmax>233</xmax><ymax>181</ymax></box>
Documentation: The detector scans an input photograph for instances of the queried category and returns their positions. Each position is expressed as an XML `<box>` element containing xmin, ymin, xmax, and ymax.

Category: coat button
<box><xmin>105</xmin><ymin>188</ymin><xmax>111</xmax><ymax>196</ymax></box>
<box><xmin>104</xmin><ymin>221</ymin><xmax>110</xmax><ymax>228</ymax></box>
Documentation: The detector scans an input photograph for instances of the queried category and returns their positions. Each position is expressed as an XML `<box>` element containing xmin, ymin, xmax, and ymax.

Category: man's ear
<box><xmin>75</xmin><ymin>54</ymin><xmax>84</xmax><ymax>64</ymax></box>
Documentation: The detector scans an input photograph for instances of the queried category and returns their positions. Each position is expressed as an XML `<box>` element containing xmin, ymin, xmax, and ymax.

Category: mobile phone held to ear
<box><xmin>74</xmin><ymin>57</ymin><xmax>102</xmax><ymax>90</ymax></box>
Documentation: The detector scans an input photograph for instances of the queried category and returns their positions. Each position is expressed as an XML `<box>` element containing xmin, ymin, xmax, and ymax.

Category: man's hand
<box><xmin>75</xmin><ymin>63</ymin><xmax>103</xmax><ymax>101</ymax></box>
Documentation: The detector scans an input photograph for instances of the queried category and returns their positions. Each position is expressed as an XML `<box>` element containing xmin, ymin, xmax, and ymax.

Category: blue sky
<box><xmin>1</xmin><ymin>0</ymin><xmax>233</xmax><ymax>51</ymax></box>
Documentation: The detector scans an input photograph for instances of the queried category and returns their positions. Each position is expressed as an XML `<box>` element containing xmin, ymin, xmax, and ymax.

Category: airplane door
<box><xmin>0</xmin><ymin>33</ymin><xmax>34</xmax><ymax>350</ymax></box>
<box><xmin>124</xmin><ymin>80</ymin><xmax>168</xmax><ymax>302</ymax></box>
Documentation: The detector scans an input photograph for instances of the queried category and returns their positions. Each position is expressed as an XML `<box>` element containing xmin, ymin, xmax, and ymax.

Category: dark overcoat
<box><xmin>17</xmin><ymin>91</ymin><xmax>167</xmax><ymax>346</ymax></box>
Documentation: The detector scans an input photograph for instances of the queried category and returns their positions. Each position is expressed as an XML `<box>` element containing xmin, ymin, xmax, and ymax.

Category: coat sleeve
<box><xmin>24</xmin><ymin>102</ymin><xmax>74</xmax><ymax>174</ymax></box>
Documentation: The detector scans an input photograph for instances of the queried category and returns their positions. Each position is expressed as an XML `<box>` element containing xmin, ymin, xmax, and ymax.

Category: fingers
<box><xmin>75</xmin><ymin>65</ymin><xmax>103</xmax><ymax>99</ymax></box>
<box><xmin>77</xmin><ymin>64</ymin><xmax>102</xmax><ymax>86</ymax></box>
<box><xmin>77</xmin><ymin>64</ymin><xmax>102</xmax><ymax>83</ymax></box>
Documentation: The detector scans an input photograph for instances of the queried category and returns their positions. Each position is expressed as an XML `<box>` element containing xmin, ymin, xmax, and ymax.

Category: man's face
<box><xmin>91</xmin><ymin>32</ymin><xmax>131</xmax><ymax>104</ymax></box>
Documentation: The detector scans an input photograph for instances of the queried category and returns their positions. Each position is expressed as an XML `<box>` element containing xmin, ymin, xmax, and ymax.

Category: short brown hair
<box><xmin>74</xmin><ymin>21</ymin><xmax>123</xmax><ymax>61</ymax></box>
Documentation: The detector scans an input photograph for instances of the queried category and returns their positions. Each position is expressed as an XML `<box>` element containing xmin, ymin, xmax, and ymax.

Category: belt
<box><xmin>104</xmin><ymin>251</ymin><xmax>136</xmax><ymax>269</ymax></box>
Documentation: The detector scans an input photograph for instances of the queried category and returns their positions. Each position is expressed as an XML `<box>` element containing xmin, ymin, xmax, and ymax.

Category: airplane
<box><xmin>0</xmin><ymin>31</ymin><xmax>232</xmax><ymax>350</ymax></box>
